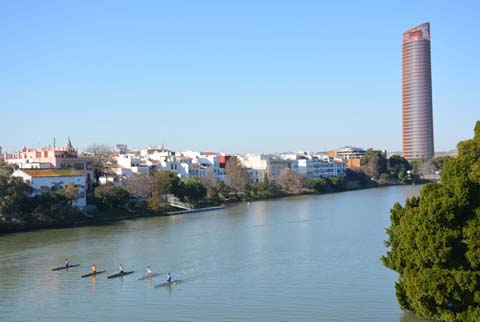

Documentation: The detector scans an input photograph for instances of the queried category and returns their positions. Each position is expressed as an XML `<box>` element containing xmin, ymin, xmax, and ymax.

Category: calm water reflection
<box><xmin>0</xmin><ymin>185</ymin><xmax>429</xmax><ymax>322</ymax></box>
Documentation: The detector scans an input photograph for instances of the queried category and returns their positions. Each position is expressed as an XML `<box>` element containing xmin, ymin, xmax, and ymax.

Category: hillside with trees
<box><xmin>382</xmin><ymin>121</ymin><xmax>480</xmax><ymax>322</ymax></box>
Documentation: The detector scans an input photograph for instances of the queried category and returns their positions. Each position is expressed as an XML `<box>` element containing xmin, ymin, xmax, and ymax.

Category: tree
<box><xmin>0</xmin><ymin>172</ymin><xmax>32</xmax><ymax>220</ymax></box>
<box><xmin>382</xmin><ymin>121</ymin><xmax>480</xmax><ymax>322</ymax></box>
<box><xmin>123</xmin><ymin>174</ymin><xmax>152</xmax><ymax>201</ymax></box>
<box><xmin>83</xmin><ymin>144</ymin><xmax>113</xmax><ymax>183</ymax></box>
<box><xmin>94</xmin><ymin>184</ymin><xmax>129</xmax><ymax>209</ymax></box>
<box><xmin>432</xmin><ymin>156</ymin><xmax>452</xmax><ymax>172</ymax></box>
<box><xmin>215</xmin><ymin>181</ymin><xmax>231</xmax><ymax>200</ymax></box>
<box><xmin>0</xmin><ymin>160</ymin><xmax>15</xmax><ymax>177</ymax></box>
<box><xmin>63</xmin><ymin>184</ymin><xmax>79</xmax><ymax>206</ymax></box>
<box><xmin>225</xmin><ymin>158</ymin><xmax>250</xmax><ymax>194</ymax></box>
<box><xmin>389</xmin><ymin>155</ymin><xmax>412</xmax><ymax>179</ymax></box>
<box><xmin>182</xmin><ymin>177</ymin><xmax>207</xmax><ymax>206</ymax></box>
<box><xmin>361</xmin><ymin>149</ymin><xmax>388</xmax><ymax>179</ymax></box>
<box><xmin>146</xmin><ymin>190</ymin><xmax>169</xmax><ymax>212</ymax></box>
<box><xmin>201</xmin><ymin>171</ymin><xmax>221</xmax><ymax>205</ymax></box>
<box><xmin>250</xmin><ymin>173</ymin><xmax>280</xmax><ymax>198</ymax></box>
<box><xmin>277</xmin><ymin>168</ymin><xmax>304</xmax><ymax>194</ymax></box>
<box><xmin>151</xmin><ymin>171</ymin><xmax>182</xmax><ymax>197</ymax></box>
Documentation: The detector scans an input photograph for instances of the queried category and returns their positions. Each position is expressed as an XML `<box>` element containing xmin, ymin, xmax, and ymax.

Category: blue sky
<box><xmin>1</xmin><ymin>0</ymin><xmax>478</xmax><ymax>153</ymax></box>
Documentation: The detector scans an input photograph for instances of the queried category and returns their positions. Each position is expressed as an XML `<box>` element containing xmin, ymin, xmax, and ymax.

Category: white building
<box><xmin>332</xmin><ymin>146</ymin><xmax>366</xmax><ymax>160</ymax></box>
<box><xmin>296</xmin><ymin>156</ymin><xmax>346</xmax><ymax>179</ymax></box>
<box><xmin>12</xmin><ymin>169</ymin><xmax>87</xmax><ymax>207</ymax></box>
<box><xmin>141</xmin><ymin>147</ymin><xmax>176</xmax><ymax>159</ymax></box>
<box><xmin>240</xmin><ymin>153</ymin><xmax>346</xmax><ymax>184</ymax></box>
<box><xmin>240</xmin><ymin>154</ymin><xmax>296</xmax><ymax>184</ymax></box>
<box><xmin>183</xmin><ymin>151</ymin><xmax>225</xmax><ymax>181</ymax></box>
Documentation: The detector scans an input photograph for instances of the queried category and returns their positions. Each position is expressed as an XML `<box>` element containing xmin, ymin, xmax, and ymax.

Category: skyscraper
<box><xmin>402</xmin><ymin>22</ymin><xmax>434</xmax><ymax>160</ymax></box>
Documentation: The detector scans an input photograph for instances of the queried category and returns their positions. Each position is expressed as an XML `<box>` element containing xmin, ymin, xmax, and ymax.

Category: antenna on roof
<box><xmin>53</xmin><ymin>138</ymin><xmax>56</xmax><ymax>149</ymax></box>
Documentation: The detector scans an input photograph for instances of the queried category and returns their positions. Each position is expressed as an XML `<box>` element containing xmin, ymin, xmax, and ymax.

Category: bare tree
<box><xmin>201</xmin><ymin>170</ymin><xmax>220</xmax><ymax>202</ymax></box>
<box><xmin>277</xmin><ymin>168</ymin><xmax>305</xmax><ymax>194</ymax></box>
<box><xmin>83</xmin><ymin>144</ymin><xmax>113</xmax><ymax>183</ymax></box>
<box><xmin>225</xmin><ymin>158</ymin><xmax>250</xmax><ymax>193</ymax></box>
<box><xmin>123</xmin><ymin>174</ymin><xmax>152</xmax><ymax>201</ymax></box>
<box><xmin>201</xmin><ymin>170</ymin><xmax>217</xmax><ymax>191</ymax></box>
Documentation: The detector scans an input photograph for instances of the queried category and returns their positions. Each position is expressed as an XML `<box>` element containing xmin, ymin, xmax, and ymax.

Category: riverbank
<box><xmin>0</xmin><ymin>184</ymin><xmax>424</xmax><ymax>322</ymax></box>
<box><xmin>0</xmin><ymin>180</ymin><xmax>420</xmax><ymax>235</ymax></box>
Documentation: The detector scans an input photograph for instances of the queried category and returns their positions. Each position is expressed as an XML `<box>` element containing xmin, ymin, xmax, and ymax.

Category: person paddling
<box><xmin>91</xmin><ymin>264</ymin><xmax>97</xmax><ymax>273</ymax></box>
<box><xmin>167</xmin><ymin>272</ymin><xmax>173</xmax><ymax>283</ymax></box>
<box><xmin>146</xmin><ymin>266</ymin><xmax>152</xmax><ymax>276</ymax></box>
<box><xmin>65</xmin><ymin>258</ymin><xmax>69</xmax><ymax>267</ymax></box>
<box><xmin>118</xmin><ymin>264</ymin><xmax>124</xmax><ymax>274</ymax></box>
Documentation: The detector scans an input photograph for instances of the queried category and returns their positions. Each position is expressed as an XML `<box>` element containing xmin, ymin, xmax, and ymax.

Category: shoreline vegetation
<box><xmin>0</xmin><ymin>149</ymin><xmax>443</xmax><ymax>234</ymax></box>
<box><xmin>382</xmin><ymin>121</ymin><xmax>480</xmax><ymax>322</ymax></box>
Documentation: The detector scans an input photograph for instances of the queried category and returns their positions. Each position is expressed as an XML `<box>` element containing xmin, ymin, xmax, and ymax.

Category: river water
<box><xmin>0</xmin><ymin>185</ymin><xmax>430</xmax><ymax>322</ymax></box>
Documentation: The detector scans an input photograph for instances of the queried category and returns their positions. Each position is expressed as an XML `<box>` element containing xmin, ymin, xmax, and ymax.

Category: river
<box><xmin>0</xmin><ymin>185</ymin><xmax>431</xmax><ymax>322</ymax></box>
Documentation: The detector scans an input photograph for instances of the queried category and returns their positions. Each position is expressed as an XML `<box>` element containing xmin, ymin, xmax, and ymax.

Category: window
<box><xmin>86</xmin><ymin>162</ymin><xmax>93</xmax><ymax>170</ymax></box>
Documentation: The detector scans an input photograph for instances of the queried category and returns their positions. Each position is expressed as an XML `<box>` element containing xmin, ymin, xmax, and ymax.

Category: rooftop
<box><xmin>19</xmin><ymin>169</ymin><xmax>83</xmax><ymax>178</ymax></box>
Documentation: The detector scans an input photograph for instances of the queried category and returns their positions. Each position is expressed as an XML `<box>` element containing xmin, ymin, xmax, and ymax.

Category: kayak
<box><xmin>81</xmin><ymin>270</ymin><xmax>106</xmax><ymax>278</ymax></box>
<box><xmin>137</xmin><ymin>272</ymin><xmax>161</xmax><ymax>280</ymax></box>
<box><xmin>107</xmin><ymin>271</ymin><xmax>134</xmax><ymax>279</ymax></box>
<box><xmin>52</xmin><ymin>264</ymin><xmax>80</xmax><ymax>271</ymax></box>
<box><xmin>154</xmin><ymin>279</ymin><xmax>182</xmax><ymax>288</ymax></box>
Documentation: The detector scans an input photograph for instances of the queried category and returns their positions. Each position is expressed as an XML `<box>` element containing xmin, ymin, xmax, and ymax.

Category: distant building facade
<box><xmin>12</xmin><ymin>168</ymin><xmax>86</xmax><ymax>207</ymax></box>
<box><xmin>402</xmin><ymin>22</ymin><xmax>434</xmax><ymax>160</ymax></box>
<box><xmin>297</xmin><ymin>156</ymin><xmax>346</xmax><ymax>179</ymax></box>
<box><xmin>328</xmin><ymin>146</ymin><xmax>365</xmax><ymax>168</ymax></box>
<box><xmin>114</xmin><ymin>144</ymin><xmax>128</xmax><ymax>154</ymax></box>
<box><xmin>3</xmin><ymin>140</ymin><xmax>94</xmax><ymax>191</ymax></box>
<box><xmin>240</xmin><ymin>153</ymin><xmax>345</xmax><ymax>184</ymax></box>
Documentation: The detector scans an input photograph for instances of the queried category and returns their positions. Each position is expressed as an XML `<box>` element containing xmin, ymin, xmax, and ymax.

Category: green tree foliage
<box><xmin>361</xmin><ymin>149</ymin><xmax>388</xmax><ymax>179</ymax></box>
<box><xmin>0</xmin><ymin>174</ymin><xmax>32</xmax><ymax>221</ymax></box>
<box><xmin>432</xmin><ymin>156</ymin><xmax>453</xmax><ymax>172</ymax></box>
<box><xmin>146</xmin><ymin>191</ymin><xmax>170</xmax><ymax>212</ymax></box>
<box><xmin>151</xmin><ymin>171</ymin><xmax>183</xmax><ymax>196</ymax></box>
<box><xmin>94</xmin><ymin>184</ymin><xmax>129</xmax><ymax>209</ymax></box>
<box><xmin>182</xmin><ymin>177</ymin><xmax>207</xmax><ymax>206</ymax></box>
<box><xmin>382</xmin><ymin>121</ymin><xmax>480</xmax><ymax>322</ymax></box>
<box><xmin>215</xmin><ymin>181</ymin><xmax>231</xmax><ymax>200</ymax></box>
<box><xmin>249</xmin><ymin>173</ymin><xmax>280</xmax><ymax>198</ymax></box>
<box><xmin>0</xmin><ymin>160</ymin><xmax>16</xmax><ymax>177</ymax></box>
<box><xmin>307</xmin><ymin>176</ymin><xmax>349</xmax><ymax>193</ymax></box>
<box><xmin>201</xmin><ymin>171</ymin><xmax>222</xmax><ymax>205</ymax></box>
<box><xmin>389</xmin><ymin>155</ymin><xmax>412</xmax><ymax>178</ymax></box>
<box><xmin>360</xmin><ymin>152</ymin><xmax>412</xmax><ymax>183</ymax></box>
<box><xmin>0</xmin><ymin>163</ymin><xmax>82</xmax><ymax>230</ymax></box>
<box><xmin>62</xmin><ymin>184</ymin><xmax>79</xmax><ymax>206</ymax></box>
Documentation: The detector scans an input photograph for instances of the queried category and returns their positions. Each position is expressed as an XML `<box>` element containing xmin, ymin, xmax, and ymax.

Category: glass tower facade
<box><xmin>402</xmin><ymin>22</ymin><xmax>434</xmax><ymax>160</ymax></box>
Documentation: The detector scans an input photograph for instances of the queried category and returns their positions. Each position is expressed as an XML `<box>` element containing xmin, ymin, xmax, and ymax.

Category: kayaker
<box><xmin>167</xmin><ymin>272</ymin><xmax>173</xmax><ymax>283</ymax></box>
<box><xmin>146</xmin><ymin>266</ymin><xmax>152</xmax><ymax>276</ymax></box>
<box><xmin>65</xmin><ymin>258</ymin><xmax>69</xmax><ymax>267</ymax></box>
<box><xmin>91</xmin><ymin>264</ymin><xmax>97</xmax><ymax>273</ymax></box>
<box><xmin>119</xmin><ymin>264</ymin><xmax>124</xmax><ymax>274</ymax></box>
